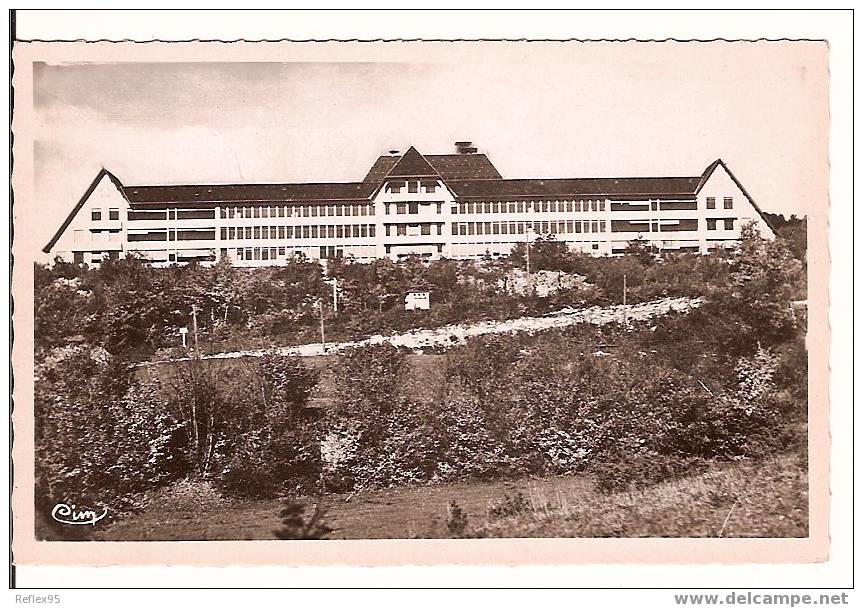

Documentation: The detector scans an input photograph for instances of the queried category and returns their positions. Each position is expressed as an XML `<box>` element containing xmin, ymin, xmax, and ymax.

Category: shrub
<box><xmin>218</xmin><ymin>451</ymin><xmax>279</xmax><ymax>500</ymax></box>
<box><xmin>34</xmin><ymin>346</ymin><xmax>187</xmax><ymax>513</ymax></box>
<box><xmin>445</xmin><ymin>500</ymin><xmax>469</xmax><ymax>536</ymax></box>
<box><xmin>487</xmin><ymin>492</ymin><xmax>530</xmax><ymax>520</ymax></box>
<box><xmin>273</xmin><ymin>500</ymin><xmax>333</xmax><ymax>539</ymax></box>
<box><xmin>589</xmin><ymin>450</ymin><xmax>710</xmax><ymax>494</ymax></box>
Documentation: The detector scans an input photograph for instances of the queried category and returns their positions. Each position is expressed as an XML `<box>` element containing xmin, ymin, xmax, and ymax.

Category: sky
<box><xmin>30</xmin><ymin>42</ymin><xmax>828</xmax><ymax>247</ymax></box>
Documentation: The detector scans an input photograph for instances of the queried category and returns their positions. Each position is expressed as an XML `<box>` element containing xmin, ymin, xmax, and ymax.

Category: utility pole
<box><xmin>191</xmin><ymin>304</ymin><xmax>200</xmax><ymax>353</ymax></box>
<box><xmin>331</xmin><ymin>278</ymin><xmax>338</xmax><ymax>315</ymax></box>
<box><xmin>319</xmin><ymin>299</ymin><xmax>326</xmax><ymax>354</ymax></box>
<box><xmin>622</xmin><ymin>274</ymin><xmax>628</xmax><ymax>327</ymax></box>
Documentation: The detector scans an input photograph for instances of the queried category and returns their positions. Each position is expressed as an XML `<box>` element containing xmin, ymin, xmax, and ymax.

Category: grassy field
<box><xmin>91</xmin><ymin>453</ymin><xmax>807</xmax><ymax>541</ymax></box>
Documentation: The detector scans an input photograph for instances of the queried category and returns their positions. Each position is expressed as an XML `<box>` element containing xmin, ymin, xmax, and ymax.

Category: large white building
<box><xmin>43</xmin><ymin>143</ymin><xmax>775</xmax><ymax>266</ymax></box>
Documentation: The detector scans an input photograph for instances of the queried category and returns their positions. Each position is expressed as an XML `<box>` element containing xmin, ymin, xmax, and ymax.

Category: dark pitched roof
<box><xmin>384</xmin><ymin>146</ymin><xmax>440</xmax><ymax>178</ymax></box>
<box><xmin>363</xmin><ymin>152</ymin><xmax>502</xmax><ymax>182</ymax></box>
<box><xmin>363</xmin><ymin>156</ymin><xmax>400</xmax><ymax>182</ymax></box>
<box><xmin>448</xmin><ymin>176</ymin><xmax>702</xmax><ymax>199</ymax></box>
<box><xmin>424</xmin><ymin>154</ymin><xmax>502</xmax><ymax>180</ymax></box>
<box><xmin>124</xmin><ymin>181</ymin><xmax>377</xmax><ymax>206</ymax></box>
<box><xmin>42</xmin><ymin>168</ymin><xmax>128</xmax><ymax>253</ymax></box>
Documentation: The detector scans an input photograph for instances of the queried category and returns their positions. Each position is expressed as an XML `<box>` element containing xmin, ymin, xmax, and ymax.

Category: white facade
<box><xmin>43</xmin><ymin>148</ymin><xmax>776</xmax><ymax>266</ymax></box>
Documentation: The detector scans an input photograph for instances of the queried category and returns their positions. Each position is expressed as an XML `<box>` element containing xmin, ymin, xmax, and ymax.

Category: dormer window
<box><xmin>387</xmin><ymin>182</ymin><xmax>402</xmax><ymax>194</ymax></box>
<box><xmin>408</xmin><ymin>181</ymin><xmax>418</xmax><ymax>194</ymax></box>
<box><xmin>423</xmin><ymin>181</ymin><xmax>438</xmax><ymax>193</ymax></box>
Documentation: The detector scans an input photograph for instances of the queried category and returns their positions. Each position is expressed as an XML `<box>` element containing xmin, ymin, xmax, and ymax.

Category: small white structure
<box><xmin>405</xmin><ymin>290</ymin><xmax>431</xmax><ymax>311</ymax></box>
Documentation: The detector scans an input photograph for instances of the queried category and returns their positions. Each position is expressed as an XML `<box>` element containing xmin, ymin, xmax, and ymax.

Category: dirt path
<box><xmin>139</xmin><ymin>296</ymin><xmax>701</xmax><ymax>365</ymax></box>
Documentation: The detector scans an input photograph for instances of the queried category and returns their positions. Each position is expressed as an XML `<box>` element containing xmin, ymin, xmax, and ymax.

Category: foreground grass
<box><xmin>90</xmin><ymin>453</ymin><xmax>806</xmax><ymax>541</ymax></box>
<box><xmin>443</xmin><ymin>453</ymin><xmax>808</xmax><ymax>539</ymax></box>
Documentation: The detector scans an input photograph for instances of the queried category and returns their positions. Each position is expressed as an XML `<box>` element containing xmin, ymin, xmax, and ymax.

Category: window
<box><xmin>369</xmin><ymin>226</ymin><xmax>376</xmax><ymax>237</ymax></box>
<box><xmin>421</xmin><ymin>224</ymin><xmax>431</xmax><ymax>236</ymax></box>
<box><xmin>302</xmin><ymin>226</ymin><xmax>310</xmax><ymax>238</ymax></box>
<box><xmin>91</xmin><ymin>209</ymin><xmax>102</xmax><ymax>221</ymax></box>
<box><xmin>408</xmin><ymin>181</ymin><xmax>418</xmax><ymax>193</ymax></box>
<box><xmin>409</xmin><ymin>202</ymin><xmax>419</xmax><ymax>214</ymax></box>
<box><xmin>723</xmin><ymin>197</ymin><xmax>734</xmax><ymax>209</ymax></box>
<box><xmin>707</xmin><ymin>219</ymin><xmax>717</xmax><ymax>231</ymax></box>
<box><xmin>424</xmin><ymin>182</ymin><xmax>437</xmax><ymax>193</ymax></box>
<box><xmin>397</xmin><ymin>225</ymin><xmax>407</xmax><ymax>236</ymax></box>
<box><xmin>311</xmin><ymin>226</ymin><xmax>319</xmax><ymax>238</ymax></box>
<box><xmin>706</xmin><ymin>197</ymin><xmax>716</xmax><ymax>209</ymax></box>
<box><xmin>397</xmin><ymin>203</ymin><xmax>407</xmax><ymax>215</ymax></box>
<box><xmin>388</xmin><ymin>182</ymin><xmax>402</xmax><ymax>194</ymax></box>
<box><xmin>724</xmin><ymin>218</ymin><xmax>734</xmax><ymax>230</ymax></box>
<box><xmin>108</xmin><ymin>208</ymin><xmax>120</xmax><ymax>220</ymax></box>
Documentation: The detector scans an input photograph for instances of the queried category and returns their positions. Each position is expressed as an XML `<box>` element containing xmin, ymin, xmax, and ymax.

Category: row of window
<box><xmin>221</xmin><ymin>224</ymin><xmax>377</xmax><ymax>241</ymax></box>
<box><xmin>98</xmin><ymin>196</ymin><xmax>735</xmax><ymax>224</ymax></box>
<box><xmin>452</xmin><ymin>220</ymin><xmax>607</xmax><ymax>237</ymax></box>
<box><xmin>234</xmin><ymin>245</ymin><xmax>378</xmax><ymax>261</ymax></box>
<box><xmin>706</xmin><ymin>197</ymin><xmax>734</xmax><ymax>210</ymax></box>
<box><xmin>127</xmin><ymin>229</ymin><xmax>216</xmax><ymax>242</ymax></box>
<box><xmin>91</xmin><ymin>208</ymin><xmax>120</xmax><ymax>221</ymax></box>
<box><xmin>385</xmin><ymin>223</ymin><xmax>443</xmax><ymax>237</ymax></box>
<box><xmin>220</xmin><ymin>203</ymin><xmax>375</xmax><ymax>219</ymax></box>
<box><xmin>610</xmin><ymin>219</ymin><xmax>700</xmax><ymax>233</ymax></box>
<box><xmin>707</xmin><ymin>218</ymin><xmax>736</xmax><ymax>230</ymax></box>
<box><xmin>453</xmin><ymin>200</ymin><xmax>608</xmax><ymax>215</ymax></box>
<box><xmin>127</xmin><ymin>209</ymin><xmax>216</xmax><ymax>221</ymax></box>
<box><xmin>385</xmin><ymin>202</ymin><xmax>444</xmax><ymax>215</ymax></box>
<box><xmin>384</xmin><ymin>180</ymin><xmax>439</xmax><ymax>194</ymax></box>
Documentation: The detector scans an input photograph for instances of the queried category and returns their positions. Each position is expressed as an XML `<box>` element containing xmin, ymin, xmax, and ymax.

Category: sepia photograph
<box><xmin>10</xmin><ymin>15</ymin><xmax>838</xmax><ymax>575</ymax></box>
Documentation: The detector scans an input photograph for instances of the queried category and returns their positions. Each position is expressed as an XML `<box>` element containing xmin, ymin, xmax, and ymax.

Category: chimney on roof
<box><xmin>455</xmin><ymin>141</ymin><xmax>476</xmax><ymax>154</ymax></box>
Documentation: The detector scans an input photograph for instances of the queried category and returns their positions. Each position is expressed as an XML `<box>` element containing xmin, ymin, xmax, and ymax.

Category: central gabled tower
<box><xmin>372</xmin><ymin>146</ymin><xmax>455</xmax><ymax>260</ymax></box>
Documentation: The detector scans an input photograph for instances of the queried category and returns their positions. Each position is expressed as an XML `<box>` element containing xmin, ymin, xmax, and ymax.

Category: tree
<box><xmin>509</xmin><ymin>233</ymin><xmax>572</xmax><ymax>272</ymax></box>
<box><xmin>705</xmin><ymin>221</ymin><xmax>805</xmax><ymax>352</ymax></box>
